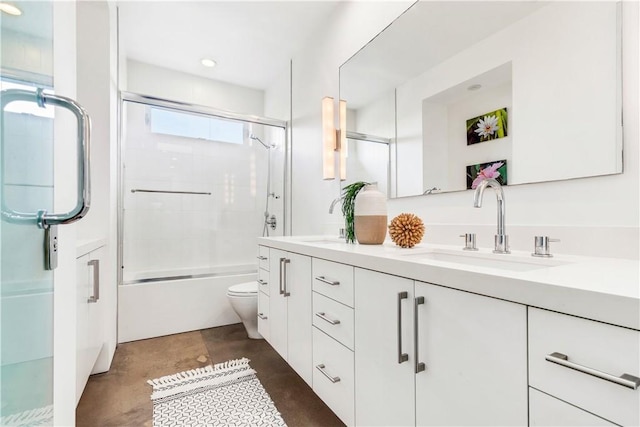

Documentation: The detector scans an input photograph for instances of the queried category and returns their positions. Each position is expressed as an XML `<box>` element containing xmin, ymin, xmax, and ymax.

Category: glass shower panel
<box><xmin>1</xmin><ymin>1</ymin><xmax>55</xmax><ymax>424</ymax></box>
<box><xmin>121</xmin><ymin>101</ymin><xmax>285</xmax><ymax>283</ymax></box>
<box><xmin>345</xmin><ymin>138</ymin><xmax>390</xmax><ymax>196</ymax></box>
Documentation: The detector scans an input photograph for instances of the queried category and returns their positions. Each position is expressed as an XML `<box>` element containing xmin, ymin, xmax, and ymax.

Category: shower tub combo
<box><xmin>118</xmin><ymin>94</ymin><xmax>286</xmax><ymax>342</ymax></box>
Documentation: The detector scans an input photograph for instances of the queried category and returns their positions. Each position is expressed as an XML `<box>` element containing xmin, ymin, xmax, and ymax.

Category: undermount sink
<box><xmin>399</xmin><ymin>249</ymin><xmax>568</xmax><ymax>272</ymax></box>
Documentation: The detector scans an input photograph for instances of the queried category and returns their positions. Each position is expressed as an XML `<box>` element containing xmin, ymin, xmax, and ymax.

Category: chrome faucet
<box><xmin>328</xmin><ymin>197</ymin><xmax>343</xmax><ymax>214</ymax></box>
<box><xmin>473</xmin><ymin>179</ymin><xmax>510</xmax><ymax>254</ymax></box>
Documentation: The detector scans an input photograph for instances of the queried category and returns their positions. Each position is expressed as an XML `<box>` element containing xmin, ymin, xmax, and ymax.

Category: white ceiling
<box><xmin>118</xmin><ymin>1</ymin><xmax>341</xmax><ymax>91</ymax></box>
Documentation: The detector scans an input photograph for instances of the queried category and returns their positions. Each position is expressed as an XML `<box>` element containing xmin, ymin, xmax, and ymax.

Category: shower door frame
<box><xmin>117</xmin><ymin>91</ymin><xmax>289</xmax><ymax>289</ymax></box>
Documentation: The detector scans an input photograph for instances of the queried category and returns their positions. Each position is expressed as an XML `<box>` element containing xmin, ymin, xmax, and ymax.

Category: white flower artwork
<box><xmin>474</xmin><ymin>115</ymin><xmax>499</xmax><ymax>138</ymax></box>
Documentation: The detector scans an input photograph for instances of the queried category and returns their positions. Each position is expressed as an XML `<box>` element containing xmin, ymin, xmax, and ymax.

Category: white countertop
<box><xmin>258</xmin><ymin>236</ymin><xmax>640</xmax><ymax>330</ymax></box>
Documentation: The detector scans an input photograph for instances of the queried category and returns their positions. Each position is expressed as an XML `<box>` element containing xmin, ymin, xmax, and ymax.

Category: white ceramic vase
<box><xmin>354</xmin><ymin>183</ymin><xmax>387</xmax><ymax>245</ymax></box>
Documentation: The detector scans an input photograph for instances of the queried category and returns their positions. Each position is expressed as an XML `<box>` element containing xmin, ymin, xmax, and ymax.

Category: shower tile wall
<box><xmin>122</xmin><ymin>102</ymin><xmax>283</xmax><ymax>281</ymax></box>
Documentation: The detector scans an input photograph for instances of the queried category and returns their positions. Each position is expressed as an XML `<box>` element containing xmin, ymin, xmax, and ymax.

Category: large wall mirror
<box><xmin>340</xmin><ymin>1</ymin><xmax>622</xmax><ymax>198</ymax></box>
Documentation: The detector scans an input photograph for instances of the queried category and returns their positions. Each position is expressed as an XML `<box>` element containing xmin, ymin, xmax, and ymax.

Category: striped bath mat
<box><xmin>148</xmin><ymin>358</ymin><xmax>286</xmax><ymax>426</ymax></box>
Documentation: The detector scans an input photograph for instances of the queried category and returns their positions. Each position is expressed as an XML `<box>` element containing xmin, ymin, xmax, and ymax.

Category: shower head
<box><xmin>250</xmin><ymin>134</ymin><xmax>275</xmax><ymax>149</ymax></box>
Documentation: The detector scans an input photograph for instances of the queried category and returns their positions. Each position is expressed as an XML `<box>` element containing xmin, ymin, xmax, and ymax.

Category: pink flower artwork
<box><xmin>471</xmin><ymin>162</ymin><xmax>504</xmax><ymax>189</ymax></box>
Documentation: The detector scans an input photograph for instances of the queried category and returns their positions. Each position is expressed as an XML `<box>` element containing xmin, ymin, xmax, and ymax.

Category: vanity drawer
<box><xmin>528</xmin><ymin>307</ymin><xmax>640</xmax><ymax>426</ymax></box>
<box><xmin>257</xmin><ymin>246</ymin><xmax>269</xmax><ymax>271</ymax></box>
<box><xmin>529</xmin><ymin>388</ymin><xmax>616</xmax><ymax>426</ymax></box>
<box><xmin>312</xmin><ymin>327</ymin><xmax>354</xmax><ymax>426</ymax></box>
<box><xmin>257</xmin><ymin>291</ymin><xmax>269</xmax><ymax>341</ymax></box>
<box><xmin>257</xmin><ymin>268</ymin><xmax>269</xmax><ymax>295</ymax></box>
<box><xmin>313</xmin><ymin>292</ymin><xmax>354</xmax><ymax>350</ymax></box>
<box><xmin>312</xmin><ymin>258</ymin><xmax>354</xmax><ymax>308</ymax></box>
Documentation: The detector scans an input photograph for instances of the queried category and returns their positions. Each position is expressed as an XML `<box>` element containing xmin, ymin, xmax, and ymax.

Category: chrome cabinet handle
<box><xmin>414</xmin><ymin>296</ymin><xmax>425</xmax><ymax>373</ymax></box>
<box><xmin>397</xmin><ymin>292</ymin><xmax>409</xmax><ymax>364</ymax></box>
<box><xmin>257</xmin><ymin>313</ymin><xmax>268</xmax><ymax>320</ymax></box>
<box><xmin>257</xmin><ymin>255</ymin><xmax>268</xmax><ymax>261</ymax></box>
<box><xmin>257</xmin><ymin>279</ymin><xmax>268</xmax><ymax>286</ymax></box>
<box><xmin>546</xmin><ymin>352</ymin><xmax>640</xmax><ymax>390</ymax></box>
<box><xmin>315</xmin><ymin>276</ymin><xmax>340</xmax><ymax>286</ymax></box>
<box><xmin>1</xmin><ymin>89</ymin><xmax>91</xmax><ymax>229</ymax></box>
<box><xmin>316</xmin><ymin>364</ymin><xmax>341</xmax><ymax>383</ymax></box>
<box><xmin>315</xmin><ymin>312</ymin><xmax>340</xmax><ymax>325</ymax></box>
<box><xmin>87</xmin><ymin>259</ymin><xmax>100</xmax><ymax>303</ymax></box>
<box><xmin>282</xmin><ymin>258</ymin><xmax>290</xmax><ymax>297</ymax></box>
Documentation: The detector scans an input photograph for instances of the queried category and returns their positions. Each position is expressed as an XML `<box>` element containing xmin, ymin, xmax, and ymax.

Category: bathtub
<box><xmin>1</xmin><ymin>280</ymin><xmax>53</xmax><ymax>365</ymax></box>
<box><xmin>118</xmin><ymin>264</ymin><xmax>257</xmax><ymax>343</ymax></box>
<box><xmin>1</xmin><ymin>281</ymin><xmax>54</xmax><ymax>419</ymax></box>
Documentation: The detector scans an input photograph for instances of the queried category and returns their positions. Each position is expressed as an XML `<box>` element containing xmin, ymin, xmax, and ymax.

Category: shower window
<box><xmin>149</xmin><ymin>107</ymin><xmax>244</xmax><ymax>145</ymax></box>
<box><xmin>121</xmin><ymin>98</ymin><xmax>286</xmax><ymax>284</ymax></box>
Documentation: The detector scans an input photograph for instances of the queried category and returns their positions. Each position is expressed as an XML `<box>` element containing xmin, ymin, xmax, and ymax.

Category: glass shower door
<box><xmin>1</xmin><ymin>1</ymin><xmax>55</xmax><ymax>424</ymax></box>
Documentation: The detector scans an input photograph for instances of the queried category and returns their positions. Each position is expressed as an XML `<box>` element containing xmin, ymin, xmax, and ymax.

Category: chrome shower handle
<box><xmin>1</xmin><ymin>88</ymin><xmax>91</xmax><ymax>229</ymax></box>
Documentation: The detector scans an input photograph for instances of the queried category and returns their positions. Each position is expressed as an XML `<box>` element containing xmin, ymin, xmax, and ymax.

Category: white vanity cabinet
<box><xmin>257</xmin><ymin>237</ymin><xmax>639</xmax><ymax>427</ymax></box>
<box><xmin>355</xmin><ymin>268</ymin><xmax>528</xmax><ymax>426</ymax></box>
<box><xmin>267</xmin><ymin>248</ymin><xmax>313</xmax><ymax>385</ymax></box>
<box><xmin>414</xmin><ymin>280</ymin><xmax>528</xmax><ymax>426</ymax></box>
<box><xmin>257</xmin><ymin>246</ymin><xmax>270</xmax><ymax>340</ymax></box>
<box><xmin>76</xmin><ymin>245</ymin><xmax>106</xmax><ymax>404</ymax></box>
<box><xmin>355</xmin><ymin>269</ymin><xmax>416</xmax><ymax>426</ymax></box>
<box><xmin>529</xmin><ymin>388</ymin><xmax>616</xmax><ymax>426</ymax></box>
<box><xmin>528</xmin><ymin>307</ymin><xmax>640</xmax><ymax>426</ymax></box>
<box><xmin>311</xmin><ymin>259</ymin><xmax>356</xmax><ymax>426</ymax></box>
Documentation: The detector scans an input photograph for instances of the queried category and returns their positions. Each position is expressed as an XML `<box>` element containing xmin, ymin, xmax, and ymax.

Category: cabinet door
<box><xmin>355</xmin><ymin>269</ymin><xmax>415</xmax><ymax>427</ymax></box>
<box><xmin>257</xmin><ymin>291</ymin><xmax>270</xmax><ymax>341</ymax></box>
<box><xmin>76</xmin><ymin>248</ymin><xmax>107</xmax><ymax>403</ymax></box>
<box><xmin>285</xmin><ymin>252</ymin><xmax>312</xmax><ymax>385</ymax></box>
<box><xmin>415</xmin><ymin>282</ymin><xmax>527</xmax><ymax>426</ymax></box>
<box><xmin>76</xmin><ymin>253</ymin><xmax>91</xmax><ymax>403</ymax></box>
<box><xmin>529</xmin><ymin>388</ymin><xmax>616</xmax><ymax>426</ymax></box>
<box><xmin>87</xmin><ymin>247</ymin><xmax>105</xmax><ymax>374</ymax></box>
<box><xmin>268</xmin><ymin>248</ymin><xmax>287</xmax><ymax>360</ymax></box>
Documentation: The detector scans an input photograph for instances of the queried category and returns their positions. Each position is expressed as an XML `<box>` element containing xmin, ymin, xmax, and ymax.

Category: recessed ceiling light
<box><xmin>467</xmin><ymin>84</ymin><xmax>482</xmax><ymax>91</ymax></box>
<box><xmin>0</xmin><ymin>2</ymin><xmax>22</xmax><ymax>16</ymax></box>
<box><xmin>201</xmin><ymin>58</ymin><xmax>217</xmax><ymax>68</ymax></box>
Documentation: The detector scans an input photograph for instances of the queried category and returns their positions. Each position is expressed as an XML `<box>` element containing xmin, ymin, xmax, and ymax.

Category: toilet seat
<box><xmin>227</xmin><ymin>281</ymin><xmax>258</xmax><ymax>298</ymax></box>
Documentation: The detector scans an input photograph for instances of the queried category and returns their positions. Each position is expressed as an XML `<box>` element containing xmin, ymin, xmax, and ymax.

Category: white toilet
<box><xmin>227</xmin><ymin>282</ymin><xmax>262</xmax><ymax>339</ymax></box>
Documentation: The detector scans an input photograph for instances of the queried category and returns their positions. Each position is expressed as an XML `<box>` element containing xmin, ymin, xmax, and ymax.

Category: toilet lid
<box><xmin>228</xmin><ymin>281</ymin><xmax>258</xmax><ymax>296</ymax></box>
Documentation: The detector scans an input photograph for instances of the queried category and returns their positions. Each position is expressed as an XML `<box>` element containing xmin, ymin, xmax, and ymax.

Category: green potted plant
<box><xmin>341</xmin><ymin>181</ymin><xmax>369</xmax><ymax>243</ymax></box>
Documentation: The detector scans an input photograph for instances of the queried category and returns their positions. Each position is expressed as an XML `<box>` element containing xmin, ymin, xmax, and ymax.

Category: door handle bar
<box><xmin>414</xmin><ymin>296</ymin><xmax>426</xmax><ymax>373</ymax></box>
<box><xmin>397</xmin><ymin>291</ymin><xmax>409</xmax><ymax>364</ymax></box>
<box><xmin>1</xmin><ymin>88</ymin><xmax>91</xmax><ymax>229</ymax></box>
<box><xmin>87</xmin><ymin>259</ymin><xmax>100</xmax><ymax>303</ymax></box>
<box><xmin>546</xmin><ymin>352</ymin><xmax>640</xmax><ymax>390</ymax></box>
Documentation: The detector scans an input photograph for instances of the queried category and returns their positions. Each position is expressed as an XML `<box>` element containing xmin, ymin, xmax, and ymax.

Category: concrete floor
<box><xmin>76</xmin><ymin>324</ymin><xmax>344</xmax><ymax>427</ymax></box>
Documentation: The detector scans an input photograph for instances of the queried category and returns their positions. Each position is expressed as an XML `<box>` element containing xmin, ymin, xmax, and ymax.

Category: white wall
<box><xmin>75</xmin><ymin>1</ymin><xmax>119</xmax><ymax>375</ymax></box>
<box><xmin>397</xmin><ymin>2</ymin><xmax>620</xmax><ymax>189</ymax></box>
<box><xmin>286</xmin><ymin>1</ymin><xmax>414</xmax><ymax>236</ymax></box>
<box><xmin>283</xmin><ymin>1</ymin><xmax>638</xmax><ymax>259</ymax></box>
<box><xmin>125</xmin><ymin>59</ymin><xmax>265</xmax><ymax>116</ymax></box>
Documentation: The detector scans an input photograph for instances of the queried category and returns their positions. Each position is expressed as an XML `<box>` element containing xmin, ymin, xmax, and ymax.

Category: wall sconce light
<box><xmin>322</xmin><ymin>96</ymin><xmax>347</xmax><ymax>181</ymax></box>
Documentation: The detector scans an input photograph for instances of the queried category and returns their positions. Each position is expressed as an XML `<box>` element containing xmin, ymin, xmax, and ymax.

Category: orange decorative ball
<box><xmin>388</xmin><ymin>213</ymin><xmax>425</xmax><ymax>248</ymax></box>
